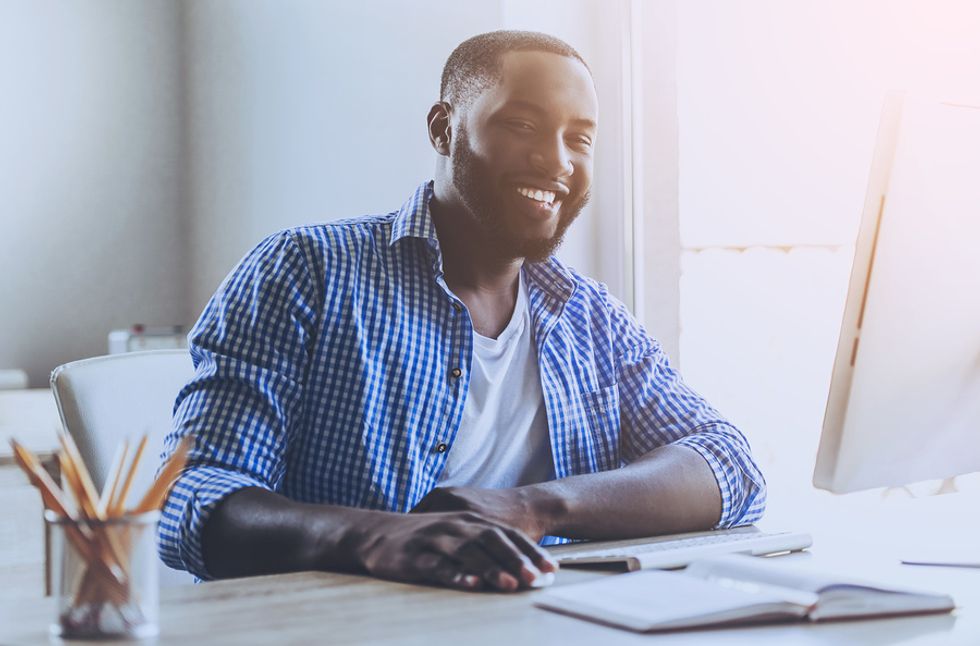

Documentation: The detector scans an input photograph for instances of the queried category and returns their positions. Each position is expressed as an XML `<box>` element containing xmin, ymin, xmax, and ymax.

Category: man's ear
<box><xmin>427</xmin><ymin>101</ymin><xmax>452</xmax><ymax>156</ymax></box>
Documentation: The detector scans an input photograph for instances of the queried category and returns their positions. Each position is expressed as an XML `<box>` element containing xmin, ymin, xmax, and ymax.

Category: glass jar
<box><xmin>45</xmin><ymin>510</ymin><xmax>160</xmax><ymax>639</ymax></box>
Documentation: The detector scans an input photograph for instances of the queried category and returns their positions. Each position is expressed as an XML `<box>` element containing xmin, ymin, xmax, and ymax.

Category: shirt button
<box><xmin>452</xmin><ymin>301</ymin><xmax>462</xmax><ymax>312</ymax></box>
<box><xmin>435</xmin><ymin>442</ymin><xmax>448</xmax><ymax>453</ymax></box>
<box><xmin>450</xmin><ymin>367</ymin><xmax>462</xmax><ymax>379</ymax></box>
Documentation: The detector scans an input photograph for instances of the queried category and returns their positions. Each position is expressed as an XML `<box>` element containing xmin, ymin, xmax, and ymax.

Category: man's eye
<box><xmin>508</xmin><ymin>121</ymin><xmax>535</xmax><ymax>132</ymax></box>
<box><xmin>569</xmin><ymin>136</ymin><xmax>593</xmax><ymax>150</ymax></box>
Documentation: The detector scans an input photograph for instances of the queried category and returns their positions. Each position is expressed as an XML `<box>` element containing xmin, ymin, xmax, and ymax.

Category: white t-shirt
<box><xmin>437</xmin><ymin>272</ymin><xmax>555</xmax><ymax>489</ymax></box>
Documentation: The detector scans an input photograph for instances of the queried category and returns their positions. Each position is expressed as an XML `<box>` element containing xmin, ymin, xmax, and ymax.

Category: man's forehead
<box><xmin>498</xmin><ymin>50</ymin><xmax>593</xmax><ymax>90</ymax></box>
<box><xmin>476</xmin><ymin>50</ymin><xmax>598</xmax><ymax>122</ymax></box>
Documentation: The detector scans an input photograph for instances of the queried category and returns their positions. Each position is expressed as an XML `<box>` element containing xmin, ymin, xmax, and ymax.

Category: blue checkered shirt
<box><xmin>159</xmin><ymin>181</ymin><xmax>766</xmax><ymax>579</ymax></box>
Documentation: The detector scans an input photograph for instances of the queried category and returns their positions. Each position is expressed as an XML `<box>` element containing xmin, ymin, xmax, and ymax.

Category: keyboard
<box><xmin>551</xmin><ymin>528</ymin><xmax>812</xmax><ymax>571</ymax></box>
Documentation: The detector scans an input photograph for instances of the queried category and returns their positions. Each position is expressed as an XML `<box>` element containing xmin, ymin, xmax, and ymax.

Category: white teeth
<box><xmin>517</xmin><ymin>187</ymin><xmax>557</xmax><ymax>204</ymax></box>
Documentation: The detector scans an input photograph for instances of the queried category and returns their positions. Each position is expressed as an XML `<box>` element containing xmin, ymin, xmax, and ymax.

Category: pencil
<box><xmin>135</xmin><ymin>435</ymin><xmax>193</xmax><ymax>514</ymax></box>
<box><xmin>111</xmin><ymin>434</ymin><xmax>148</xmax><ymax>516</ymax></box>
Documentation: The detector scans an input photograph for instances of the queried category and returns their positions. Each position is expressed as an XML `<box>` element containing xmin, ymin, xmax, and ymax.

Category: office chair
<box><xmin>50</xmin><ymin>349</ymin><xmax>196</xmax><ymax>586</ymax></box>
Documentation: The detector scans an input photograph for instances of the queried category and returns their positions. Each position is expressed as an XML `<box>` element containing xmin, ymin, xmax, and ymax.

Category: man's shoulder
<box><xmin>280</xmin><ymin>213</ymin><xmax>397</xmax><ymax>248</ymax></box>
<box><xmin>252</xmin><ymin>213</ymin><xmax>399</xmax><ymax>270</ymax></box>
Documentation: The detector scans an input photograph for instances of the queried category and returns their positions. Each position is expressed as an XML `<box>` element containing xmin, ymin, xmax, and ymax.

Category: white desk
<box><xmin>0</xmin><ymin>389</ymin><xmax>62</xmax><ymax>601</ymax></box>
<box><xmin>0</xmin><ymin>500</ymin><xmax>977</xmax><ymax>645</ymax></box>
<box><xmin>0</xmin><ymin>388</ymin><xmax>62</xmax><ymax>466</ymax></box>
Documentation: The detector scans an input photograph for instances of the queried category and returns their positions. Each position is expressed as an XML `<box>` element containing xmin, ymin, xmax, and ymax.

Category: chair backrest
<box><xmin>50</xmin><ymin>349</ymin><xmax>196</xmax><ymax>586</ymax></box>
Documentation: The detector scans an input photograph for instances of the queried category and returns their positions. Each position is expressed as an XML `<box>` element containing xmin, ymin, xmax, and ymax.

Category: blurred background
<box><xmin>1</xmin><ymin>0</ymin><xmax>979</xmax><ymax>568</ymax></box>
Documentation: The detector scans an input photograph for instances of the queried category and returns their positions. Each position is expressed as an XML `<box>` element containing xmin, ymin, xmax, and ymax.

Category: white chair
<box><xmin>50</xmin><ymin>349</ymin><xmax>197</xmax><ymax>586</ymax></box>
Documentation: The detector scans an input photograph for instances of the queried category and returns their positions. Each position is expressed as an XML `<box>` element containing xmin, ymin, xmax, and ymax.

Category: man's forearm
<box><xmin>200</xmin><ymin>486</ymin><xmax>558</xmax><ymax>591</ymax></box>
<box><xmin>523</xmin><ymin>445</ymin><xmax>723</xmax><ymax>540</ymax></box>
<box><xmin>202</xmin><ymin>487</ymin><xmax>374</xmax><ymax>578</ymax></box>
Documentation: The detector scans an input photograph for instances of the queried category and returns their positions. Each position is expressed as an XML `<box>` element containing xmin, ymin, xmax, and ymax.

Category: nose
<box><xmin>529</xmin><ymin>134</ymin><xmax>573</xmax><ymax>179</ymax></box>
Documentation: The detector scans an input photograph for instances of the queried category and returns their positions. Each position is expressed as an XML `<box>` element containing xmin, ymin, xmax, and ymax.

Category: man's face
<box><xmin>449</xmin><ymin>50</ymin><xmax>598</xmax><ymax>262</ymax></box>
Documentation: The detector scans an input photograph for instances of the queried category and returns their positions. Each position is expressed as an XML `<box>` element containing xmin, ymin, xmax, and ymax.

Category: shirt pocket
<box><xmin>581</xmin><ymin>383</ymin><xmax>621</xmax><ymax>471</ymax></box>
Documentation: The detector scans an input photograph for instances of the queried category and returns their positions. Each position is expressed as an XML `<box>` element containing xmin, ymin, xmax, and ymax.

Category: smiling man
<box><xmin>159</xmin><ymin>31</ymin><xmax>766</xmax><ymax>592</ymax></box>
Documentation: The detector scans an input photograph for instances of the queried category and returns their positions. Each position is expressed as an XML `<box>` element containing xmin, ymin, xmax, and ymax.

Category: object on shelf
<box><xmin>108</xmin><ymin>325</ymin><xmax>187</xmax><ymax>355</ymax></box>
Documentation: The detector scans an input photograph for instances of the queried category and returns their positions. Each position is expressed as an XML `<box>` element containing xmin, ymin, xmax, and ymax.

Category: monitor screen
<box><xmin>813</xmin><ymin>93</ymin><xmax>980</xmax><ymax>493</ymax></box>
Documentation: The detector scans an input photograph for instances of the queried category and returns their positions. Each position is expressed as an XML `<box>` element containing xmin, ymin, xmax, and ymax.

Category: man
<box><xmin>159</xmin><ymin>30</ymin><xmax>765</xmax><ymax>593</ymax></box>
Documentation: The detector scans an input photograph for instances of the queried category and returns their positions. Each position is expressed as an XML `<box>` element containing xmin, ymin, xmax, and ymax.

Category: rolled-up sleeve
<box><xmin>158</xmin><ymin>231</ymin><xmax>320</xmax><ymax>579</ymax></box>
<box><xmin>609</xmin><ymin>296</ymin><xmax>766</xmax><ymax>528</ymax></box>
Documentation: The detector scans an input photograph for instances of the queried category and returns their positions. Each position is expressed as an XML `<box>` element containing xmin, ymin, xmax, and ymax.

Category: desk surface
<box><xmin>1</xmin><ymin>392</ymin><xmax>976</xmax><ymax>643</ymax></box>
<box><xmin>1</xmin><ymin>523</ymin><xmax>978</xmax><ymax>645</ymax></box>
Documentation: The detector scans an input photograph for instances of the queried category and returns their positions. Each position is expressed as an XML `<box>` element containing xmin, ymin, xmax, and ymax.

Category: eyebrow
<box><xmin>502</xmin><ymin>100</ymin><xmax>597</xmax><ymax>129</ymax></box>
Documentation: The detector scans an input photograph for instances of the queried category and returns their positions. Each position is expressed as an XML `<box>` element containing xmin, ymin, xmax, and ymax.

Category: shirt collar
<box><xmin>391</xmin><ymin>180</ymin><xmax>577</xmax><ymax>304</ymax></box>
<box><xmin>524</xmin><ymin>257</ymin><xmax>576</xmax><ymax>304</ymax></box>
<box><xmin>390</xmin><ymin>181</ymin><xmax>439</xmax><ymax>247</ymax></box>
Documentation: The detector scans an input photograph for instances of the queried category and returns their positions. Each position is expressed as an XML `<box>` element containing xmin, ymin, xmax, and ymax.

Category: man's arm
<box><xmin>533</xmin><ymin>445</ymin><xmax>723</xmax><ymax>538</ymax></box>
<box><xmin>158</xmin><ymin>231</ymin><xmax>320</xmax><ymax>579</ymax></box>
<box><xmin>202</xmin><ymin>486</ymin><xmax>557</xmax><ymax>591</ymax></box>
<box><xmin>162</xmin><ymin>231</ymin><xmax>555</xmax><ymax>591</ymax></box>
<box><xmin>414</xmin><ymin>285</ymin><xmax>765</xmax><ymax>540</ymax></box>
<box><xmin>412</xmin><ymin>444</ymin><xmax>721</xmax><ymax>541</ymax></box>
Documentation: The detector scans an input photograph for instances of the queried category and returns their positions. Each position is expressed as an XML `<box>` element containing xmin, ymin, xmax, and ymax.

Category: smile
<box><xmin>516</xmin><ymin>186</ymin><xmax>558</xmax><ymax>205</ymax></box>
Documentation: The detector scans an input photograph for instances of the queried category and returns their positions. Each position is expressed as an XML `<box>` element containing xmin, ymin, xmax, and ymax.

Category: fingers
<box><xmin>423</xmin><ymin>524</ymin><xmax>543</xmax><ymax>591</ymax></box>
<box><xmin>414</xmin><ymin>551</ymin><xmax>482</xmax><ymax>591</ymax></box>
<box><xmin>381</xmin><ymin>513</ymin><xmax>559</xmax><ymax>593</ymax></box>
<box><xmin>422</xmin><ymin>532</ymin><xmax>518</xmax><ymax>591</ymax></box>
<box><xmin>474</xmin><ymin>527</ymin><xmax>550</xmax><ymax>588</ymax></box>
<box><xmin>451</xmin><ymin>539</ymin><xmax>522</xmax><ymax>591</ymax></box>
<box><xmin>501</xmin><ymin>527</ymin><xmax>560</xmax><ymax>573</ymax></box>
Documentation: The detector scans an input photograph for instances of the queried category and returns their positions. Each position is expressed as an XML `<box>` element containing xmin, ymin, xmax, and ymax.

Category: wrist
<box><xmin>518</xmin><ymin>482</ymin><xmax>568</xmax><ymax>539</ymax></box>
<box><xmin>309</xmin><ymin>506</ymin><xmax>390</xmax><ymax>573</ymax></box>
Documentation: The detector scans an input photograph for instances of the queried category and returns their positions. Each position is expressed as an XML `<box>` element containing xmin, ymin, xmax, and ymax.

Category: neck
<box><xmin>430</xmin><ymin>184</ymin><xmax>523</xmax><ymax>296</ymax></box>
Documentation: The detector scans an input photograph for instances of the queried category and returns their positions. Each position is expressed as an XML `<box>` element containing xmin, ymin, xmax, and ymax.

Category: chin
<box><xmin>512</xmin><ymin>232</ymin><xmax>567</xmax><ymax>263</ymax></box>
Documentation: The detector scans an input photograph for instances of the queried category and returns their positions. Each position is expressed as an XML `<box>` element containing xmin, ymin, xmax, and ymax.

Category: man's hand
<box><xmin>410</xmin><ymin>486</ymin><xmax>547</xmax><ymax>541</ymax></box>
<box><xmin>354</xmin><ymin>510</ymin><xmax>558</xmax><ymax>592</ymax></box>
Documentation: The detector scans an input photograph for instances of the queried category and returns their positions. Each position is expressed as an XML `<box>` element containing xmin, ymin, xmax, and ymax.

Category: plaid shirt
<box><xmin>159</xmin><ymin>181</ymin><xmax>766</xmax><ymax>579</ymax></box>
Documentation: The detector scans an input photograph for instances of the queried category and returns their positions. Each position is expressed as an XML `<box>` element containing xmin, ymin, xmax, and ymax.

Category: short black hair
<box><xmin>440</xmin><ymin>30</ymin><xmax>591</xmax><ymax>109</ymax></box>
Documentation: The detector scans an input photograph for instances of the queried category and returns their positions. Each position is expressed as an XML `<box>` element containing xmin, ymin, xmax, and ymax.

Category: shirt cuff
<box><xmin>159</xmin><ymin>466</ymin><xmax>269</xmax><ymax>580</ymax></box>
<box><xmin>672</xmin><ymin>429</ymin><xmax>766</xmax><ymax>529</ymax></box>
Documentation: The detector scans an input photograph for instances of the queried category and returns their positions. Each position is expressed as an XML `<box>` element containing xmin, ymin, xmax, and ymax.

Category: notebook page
<box><xmin>685</xmin><ymin>554</ymin><xmax>858</xmax><ymax>594</ymax></box>
<box><xmin>535</xmin><ymin>570</ymin><xmax>812</xmax><ymax>632</ymax></box>
<box><xmin>685</xmin><ymin>555</ymin><xmax>954</xmax><ymax>620</ymax></box>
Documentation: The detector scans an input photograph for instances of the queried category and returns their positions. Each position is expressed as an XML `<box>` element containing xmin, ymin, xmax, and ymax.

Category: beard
<box><xmin>450</xmin><ymin>125</ymin><xmax>589</xmax><ymax>263</ymax></box>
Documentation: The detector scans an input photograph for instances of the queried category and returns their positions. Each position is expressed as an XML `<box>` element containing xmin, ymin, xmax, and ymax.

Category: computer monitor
<box><xmin>813</xmin><ymin>93</ymin><xmax>980</xmax><ymax>494</ymax></box>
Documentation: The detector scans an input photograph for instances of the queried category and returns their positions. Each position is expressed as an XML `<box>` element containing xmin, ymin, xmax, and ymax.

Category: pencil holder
<box><xmin>46</xmin><ymin>510</ymin><xmax>160</xmax><ymax>640</ymax></box>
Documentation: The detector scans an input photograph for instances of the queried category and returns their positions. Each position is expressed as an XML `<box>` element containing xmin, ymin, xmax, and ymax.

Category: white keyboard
<box><xmin>553</xmin><ymin>529</ymin><xmax>812</xmax><ymax>571</ymax></box>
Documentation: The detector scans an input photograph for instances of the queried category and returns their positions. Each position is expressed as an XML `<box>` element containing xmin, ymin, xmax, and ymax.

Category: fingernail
<box><xmin>521</xmin><ymin>560</ymin><xmax>543</xmax><ymax>586</ymax></box>
<box><xmin>462</xmin><ymin>574</ymin><xmax>481</xmax><ymax>588</ymax></box>
<box><xmin>537</xmin><ymin>557</ymin><xmax>558</xmax><ymax>572</ymax></box>
<box><xmin>498</xmin><ymin>571</ymin><xmax>519</xmax><ymax>591</ymax></box>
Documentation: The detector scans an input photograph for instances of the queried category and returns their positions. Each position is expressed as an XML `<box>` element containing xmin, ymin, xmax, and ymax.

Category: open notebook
<box><xmin>535</xmin><ymin>554</ymin><xmax>955</xmax><ymax>632</ymax></box>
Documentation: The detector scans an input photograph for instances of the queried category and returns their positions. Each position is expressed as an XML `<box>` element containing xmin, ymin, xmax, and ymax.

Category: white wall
<box><xmin>0</xmin><ymin>1</ymin><xmax>187</xmax><ymax>386</ymax></box>
<box><xmin>632</xmin><ymin>0</ymin><xmax>682</xmax><ymax>360</ymax></box>
<box><xmin>181</xmin><ymin>0</ymin><xmax>494</xmax><ymax>314</ymax></box>
<box><xmin>181</xmin><ymin>0</ymin><xmax>630</xmax><ymax>317</ymax></box>
<box><xmin>0</xmin><ymin>1</ymin><xmax>628</xmax><ymax>386</ymax></box>
<box><xmin>672</xmin><ymin>0</ymin><xmax>980</xmax><ymax>523</ymax></box>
